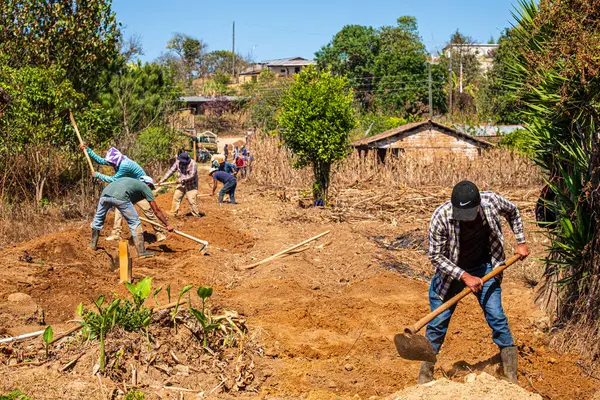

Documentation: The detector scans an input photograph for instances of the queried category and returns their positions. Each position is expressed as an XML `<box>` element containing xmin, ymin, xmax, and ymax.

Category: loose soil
<box><xmin>0</xmin><ymin>178</ymin><xmax>598</xmax><ymax>399</ymax></box>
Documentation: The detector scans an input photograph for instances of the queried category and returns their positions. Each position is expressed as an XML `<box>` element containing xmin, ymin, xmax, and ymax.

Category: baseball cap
<box><xmin>139</xmin><ymin>175</ymin><xmax>156</xmax><ymax>189</ymax></box>
<box><xmin>209</xmin><ymin>167</ymin><xmax>218</xmax><ymax>174</ymax></box>
<box><xmin>451</xmin><ymin>181</ymin><xmax>481</xmax><ymax>221</ymax></box>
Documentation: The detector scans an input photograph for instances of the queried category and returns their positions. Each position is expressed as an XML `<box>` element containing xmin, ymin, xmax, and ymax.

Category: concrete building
<box><xmin>239</xmin><ymin>57</ymin><xmax>316</xmax><ymax>83</ymax></box>
<box><xmin>441</xmin><ymin>43</ymin><xmax>499</xmax><ymax>72</ymax></box>
<box><xmin>353</xmin><ymin>120</ymin><xmax>494</xmax><ymax>161</ymax></box>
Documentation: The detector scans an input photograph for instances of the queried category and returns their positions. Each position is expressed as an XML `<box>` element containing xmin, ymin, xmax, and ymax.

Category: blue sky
<box><xmin>113</xmin><ymin>0</ymin><xmax>519</xmax><ymax>63</ymax></box>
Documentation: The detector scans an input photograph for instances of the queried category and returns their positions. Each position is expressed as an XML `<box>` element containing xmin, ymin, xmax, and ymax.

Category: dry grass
<box><xmin>0</xmin><ymin>190</ymin><xmax>97</xmax><ymax>248</ymax></box>
<box><xmin>249</xmin><ymin>134</ymin><xmax>542</xmax><ymax>191</ymax></box>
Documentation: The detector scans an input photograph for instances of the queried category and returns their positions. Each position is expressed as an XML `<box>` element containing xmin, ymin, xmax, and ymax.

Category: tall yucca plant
<box><xmin>506</xmin><ymin>0</ymin><xmax>600</xmax><ymax>330</ymax></box>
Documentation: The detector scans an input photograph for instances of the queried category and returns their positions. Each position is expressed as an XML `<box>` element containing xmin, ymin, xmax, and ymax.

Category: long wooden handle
<box><xmin>138</xmin><ymin>217</ymin><xmax>208</xmax><ymax>246</ymax></box>
<box><xmin>241</xmin><ymin>231</ymin><xmax>330</xmax><ymax>270</ymax></box>
<box><xmin>409</xmin><ymin>254</ymin><xmax>522</xmax><ymax>333</ymax></box>
<box><xmin>69</xmin><ymin>110</ymin><xmax>95</xmax><ymax>175</ymax></box>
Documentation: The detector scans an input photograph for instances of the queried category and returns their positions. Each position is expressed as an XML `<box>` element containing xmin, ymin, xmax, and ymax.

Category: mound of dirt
<box><xmin>388</xmin><ymin>373</ymin><xmax>542</xmax><ymax>400</ymax></box>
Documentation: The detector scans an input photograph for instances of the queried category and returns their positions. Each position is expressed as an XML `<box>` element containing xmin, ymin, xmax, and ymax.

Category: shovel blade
<box><xmin>394</xmin><ymin>332</ymin><xmax>437</xmax><ymax>363</ymax></box>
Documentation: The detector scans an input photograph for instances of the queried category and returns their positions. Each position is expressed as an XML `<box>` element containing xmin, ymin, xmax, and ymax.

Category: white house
<box><xmin>441</xmin><ymin>43</ymin><xmax>499</xmax><ymax>72</ymax></box>
<box><xmin>239</xmin><ymin>57</ymin><xmax>315</xmax><ymax>83</ymax></box>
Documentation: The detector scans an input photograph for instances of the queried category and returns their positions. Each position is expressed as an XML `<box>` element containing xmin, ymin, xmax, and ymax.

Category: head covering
<box><xmin>104</xmin><ymin>147</ymin><xmax>125</xmax><ymax>166</ymax></box>
<box><xmin>451</xmin><ymin>181</ymin><xmax>481</xmax><ymax>221</ymax></box>
<box><xmin>139</xmin><ymin>175</ymin><xmax>156</xmax><ymax>189</ymax></box>
<box><xmin>177</xmin><ymin>152</ymin><xmax>191</xmax><ymax>164</ymax></box>
<box><xmin>209</xmin><ymin>167</ymin><xmax>218</xmax><ymax>175</ymax></box>
<box><xmin>177</xmin><ymin>152</ymin><xmax>191</xmax><ymax>174</ymax></box>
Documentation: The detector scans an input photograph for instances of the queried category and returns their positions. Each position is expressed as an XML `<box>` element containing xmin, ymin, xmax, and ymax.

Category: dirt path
<box><xmin>0</xmin><ymin>180</ymin><xmax>597</xmax><ymax>399</ymax></box>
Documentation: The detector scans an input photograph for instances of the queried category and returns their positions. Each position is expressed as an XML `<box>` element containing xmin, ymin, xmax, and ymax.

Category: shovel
<box><xmin>394</xmin><ymin>254</ymin><xmax>522</xmax><ymax>363</ymax></box>
<box><xmin>138</xmin><ymin>217</ymin><xmax>209</xmax><ymax>255</ymax></box>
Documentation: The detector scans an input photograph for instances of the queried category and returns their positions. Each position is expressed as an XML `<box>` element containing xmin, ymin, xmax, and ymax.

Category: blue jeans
<box><xmin>218</xmin><ymin>180</ymin><xmax>237</xmax><ymax>204</ymax></box>
<box><xmin>425</xmin><ymin>262</ymin><xmax>514</xmax><ymax>355</ymax></box>
<box><xmin>91</xmin><ymin>196</ymin><xmax>141</xmax><ymax>237</ymax></box>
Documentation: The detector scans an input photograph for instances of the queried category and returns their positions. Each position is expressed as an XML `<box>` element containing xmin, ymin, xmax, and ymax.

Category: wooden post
<box><xmin>119</xmin><ymin>240</ymin><xmax>132</xmax><ymax>283</ymax></box>
<box><xmin>192</xmin><ymin>128</ymin><xmax>197</xmax><ymax>161</ymax></box>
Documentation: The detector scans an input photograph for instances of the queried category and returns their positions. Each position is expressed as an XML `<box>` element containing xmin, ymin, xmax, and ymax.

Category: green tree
<box><xmin>479</xmin><ymin>28</ymin><xmax>525</xmax><ymax>124</ymax></box>
<box><xmin>0</xmin><ymin>63</ymin><xmax>84</xmax><ymax>203</ymax></box>
<box><xmin>243</xmin><ymin>70</ymin><xmax>292</xmax><ymax>132</ymax></box>
<box><xmin>373</xmin><ymin>17</ymin><xmax>445</xmax><ymax>116</ymax></box>
<box><xmin>166</xmin><ymin>33</ymin><xmax>206</xmax><ymax>86</ymax></box>
<box><xmin>315</xmin><ymin>25</ymin><xmax>380</xmax><ymax>109</ymax></box>
<box><xmin>203</xmin><ymin>50</ymin><xmax>250</xmax><ymax>76</ymax></box>
<box><xmin>278</xmin><ymin>66</ymin><xmax>356</xmax><ymax>204</ymax></box>
<box><xmin>438</xmin><ymin>30</ymin><xmax>481</xmax><ymax>115</ymax></box>
<box><xmin>98</xmin><ymin>61</ymin><xmax>181</xmax><ymax>150</ymax></box>
<box><xmin>0</xmin><ymin>0</ymin><xmax>121</xmax><ymax>98</ymax></box>
<box><xmin>316</xmin><ymin>17</ymin><xmax>446</xmax><ymax>117</ymax></box>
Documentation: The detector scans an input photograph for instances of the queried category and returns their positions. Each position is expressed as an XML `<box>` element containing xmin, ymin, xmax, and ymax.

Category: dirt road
<box><xmin>0</xmin><ymin>179</ymin><xmax>597</xmax><ymax>399</ymax></box>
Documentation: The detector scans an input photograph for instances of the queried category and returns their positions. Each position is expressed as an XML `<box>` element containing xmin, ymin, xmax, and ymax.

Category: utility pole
<box><xmin>428</xmin><ymin>56</ymin><xmax>439</xmax><ymax>121</ymax></box>
<box><xmin>428</xmin><ymin>62</ymin><xmax>433</xmax><ymax>120</ymax></box>
<box><xmin>232</xmin><ymin>21</ymin><xmax>236</xmax><ymax>83</ymax></box>
<box><xmin>448</xmin><ymin>44</ymin><xmax>453</xmax><ymax>119</ymax></box>
<box><xmin>459</xmin><ymin>61</ymin><xmax>463</xmax><ymax>94</ymax></box>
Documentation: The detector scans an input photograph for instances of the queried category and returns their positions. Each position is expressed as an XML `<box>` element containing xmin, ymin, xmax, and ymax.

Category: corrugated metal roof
<box><xmin>180</xmin><ymin>96</ymin><xmax>247</xmax><ymax>102</ymax></box>
<box><xmin>454</xmin><ymin>124</ymin><xmax>524</xmax><ymax>137</ymax></box>
<box><xmin>239</xmin><ymin>64</ymin><xmax>266</xmax><ymax>75</ymax></box>
<box><xmin>353</xmin><ymin>120</ymin><xmax>494</xmax><ymax>148</ymax></box>
<box><xmin>261</xmin><ymin>57</ymin><xmax>316</xmax><ymax>67</ymax></box>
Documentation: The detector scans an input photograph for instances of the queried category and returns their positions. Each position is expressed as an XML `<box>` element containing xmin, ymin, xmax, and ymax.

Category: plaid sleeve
<box><xmin>494</xmin><ymin>193</ymin><xmax>526</xmax><ymax>244</ymax></box>
<box><xmin>160</xmin><ymin>162</ymin><xmax>177</xmax><ymax>184</ymax></box>
<box><xmin>179</xmin><ymin>160</ymin><xmax>197</xmax><ymax>183</ymax></box>
<box><xmin>428</xmin><ymin>207</ymin><xmax>465</xmax><ymax>279</ymax></box>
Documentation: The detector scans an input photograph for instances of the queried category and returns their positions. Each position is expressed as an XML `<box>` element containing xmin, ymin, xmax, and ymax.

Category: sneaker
<box><xmin>156</xmin><ymin>232</ymin><xmax>167</xmax><ymax>242</ymax></box>
<box><xmin>105</xmin><ymin>233</ymin><xmax>121</xmax><ymax>241</ymax></box>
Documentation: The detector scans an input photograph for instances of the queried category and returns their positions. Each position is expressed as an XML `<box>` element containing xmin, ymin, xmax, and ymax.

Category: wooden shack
<box><xmin>352</xmin><ymin>120</ymin><xmax>494</xmax><ymax>161</ymax></box>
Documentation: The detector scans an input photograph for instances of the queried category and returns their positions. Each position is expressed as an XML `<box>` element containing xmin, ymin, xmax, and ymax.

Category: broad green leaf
<box><xmin>43</xmin><ymin>325</ymin><xmax>53</xmax><ymax>344</ymax></box>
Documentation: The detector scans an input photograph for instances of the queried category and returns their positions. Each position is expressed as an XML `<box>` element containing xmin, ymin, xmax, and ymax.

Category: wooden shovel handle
<box><xmin>69</xmin><ymin>110</ymin><xmax>95</xmax><ymax>175</ymax></box>
<box><xmin>409</xmin><ymin>254</ymin><xmax>522</xmax><ymax>334</ymax></box>
<box><xmin>138</xmin><ymin>216</ymin><xmax>208</xmax><ymax>246</ymax></box>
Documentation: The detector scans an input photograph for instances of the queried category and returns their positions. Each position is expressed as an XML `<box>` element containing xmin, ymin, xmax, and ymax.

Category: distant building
<box><xmin>239</xmin><ymin>57</ymin><xmax>316</xmax><ymax>83</ymax></box>
<box><xmin>454</xmin><ymin>124</ymin><xmax>524</xmax><ymax>143</ymax></box>
<box><xmin>353</xmin><ymin>120</ymin><xmax>494</xmax><ymax>161</ymax></box>
<box><xmin>179</xmin><ymin>96</ymin><xmax>247</xmax><ymax>115</ymax></box>
<box><xmin>441</xmin><ymin>43</ymin><xmax>499</xmax><ymax>72</ymax></box>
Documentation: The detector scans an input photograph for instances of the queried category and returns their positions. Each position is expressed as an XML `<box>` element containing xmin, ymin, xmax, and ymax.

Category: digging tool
<box><xmin>68</xmin><ymin>110</ymin><xmax>95</xmax><ymax>175</ymax></box>
<box><xmin>239</xmin><ymin>231</ymin><xmax>330</xmax><ymax>270</ymax></box>
<box><xmin>138</xmin><ymin>216</ymin><xmax>209</xmax><ymax>254</ymax></box>
<box><xmin>157</xmin><ymin>182</ymin><xmax>211</xmax><ymax>197</ymax></box>
<box><xmin>394</xmin><ymin>254</ymin><xmax>522</xmax><ymax>363</ymax></box>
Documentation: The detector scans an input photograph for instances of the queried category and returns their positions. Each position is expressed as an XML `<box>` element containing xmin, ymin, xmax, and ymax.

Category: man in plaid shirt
<box><xmin>158</xmin><ymin>152</ymin><xmax>205</xmax><ymax>217</ymax></box>
<box><xmin>419</xmin><ymin>181</ymin><xmax>529</xmax><ymax>385</ymax></box>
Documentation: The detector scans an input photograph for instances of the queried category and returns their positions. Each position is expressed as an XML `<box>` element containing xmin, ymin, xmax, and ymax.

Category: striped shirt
<box><xmin>428</xmin><ymin>191</ymin><xmax>526</xmax><ymax>299</ymax></box>
<box><xmin>159</xmin><ymin>160</ymin><xmax>198</xmax><ymax>191</ymax></box>
<box><xmin>87</xmin><ymin>148</ymin><xmax>146</xmax><ymax>183</ymax></box>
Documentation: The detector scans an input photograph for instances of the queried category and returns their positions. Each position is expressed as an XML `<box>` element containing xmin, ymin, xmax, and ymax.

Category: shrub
<box><xmin>499</xmin><ymin>129</ymin><xmax>532</xmax><ymax>154</ymax></box>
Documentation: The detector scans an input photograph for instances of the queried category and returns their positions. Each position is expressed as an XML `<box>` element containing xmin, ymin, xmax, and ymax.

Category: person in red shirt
<box><xmin>235</xmin><ymin>155</ymin><xmax>247</xmax><ymax>178</ymax></box>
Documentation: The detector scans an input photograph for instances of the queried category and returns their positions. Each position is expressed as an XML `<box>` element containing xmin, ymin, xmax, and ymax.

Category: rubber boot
<box><xmin>133</xmin><ymin>235</ymin><xmax>154</xmax><ymax>258</ymax></box>
<box><xmin>417</xmin><ymin>361</ymin><xmax>435</xmax><ymax>384</ymax></box>
<box><xmin>89</xmin><ymin>229</ymin><xmax>100</xmax><ymax>250</ymax></box>
<box><xmin>501</xmin><ymin>346</ymin><xmax>518</xmax><ymax>384</ymax></box>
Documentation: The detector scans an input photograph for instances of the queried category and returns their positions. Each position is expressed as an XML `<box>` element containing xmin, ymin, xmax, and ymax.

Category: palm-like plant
<box><xmin>506</xmin><ymin>0</ymin><xmax>600</xmax><ymax>337</ymax></box>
